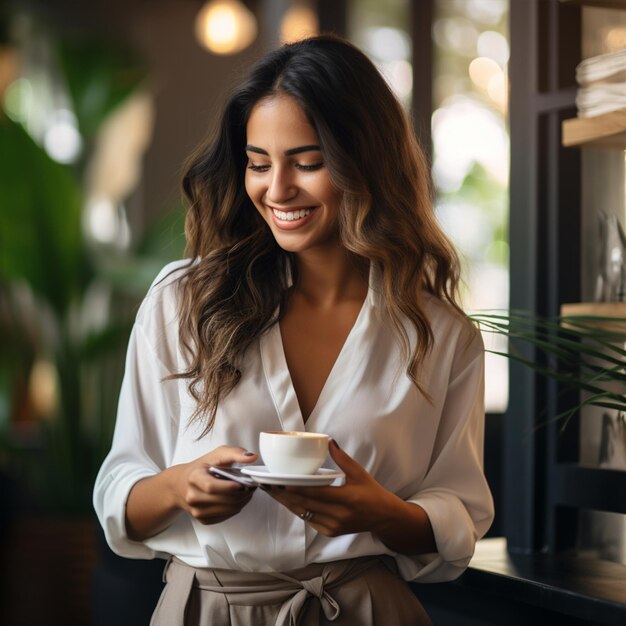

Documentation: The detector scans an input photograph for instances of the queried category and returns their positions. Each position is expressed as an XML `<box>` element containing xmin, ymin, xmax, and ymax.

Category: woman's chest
<box><xmin>174</xmin><ymin>323</ymin><xmax>446</xmax><ymax>490</ymax></box>
<box><xmin>279</xmin><ymin>299</ymin><xmax>364</xmax><ymax>423</ymax></box>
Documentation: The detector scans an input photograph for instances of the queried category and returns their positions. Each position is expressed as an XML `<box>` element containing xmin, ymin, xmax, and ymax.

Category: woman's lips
<box><xmin>269</xmin><ymin>206</ymin><xmax>318</xmax><ymax>229</ymax></box>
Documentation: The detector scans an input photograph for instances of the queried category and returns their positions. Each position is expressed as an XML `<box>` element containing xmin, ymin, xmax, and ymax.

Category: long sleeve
<box><xmin>93</xmin><ymin>264</ymin><xmax>186</xmax><ymax>559</ymax></box>
<box><xmin>397</xmin><ymin>331</ymin><xmax>494</xmax><ymax>582</ymax></box>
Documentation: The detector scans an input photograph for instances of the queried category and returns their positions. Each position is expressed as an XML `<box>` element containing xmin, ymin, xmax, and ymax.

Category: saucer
<box><xmin>241</xmin><ymin>466</ymin><xmax>344</xmax><ymax>486</ymax></box>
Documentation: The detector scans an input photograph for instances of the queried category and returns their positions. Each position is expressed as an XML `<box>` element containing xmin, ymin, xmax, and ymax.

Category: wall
<box><xmin>43</xmin><ymin>0</ymin><xmax>268</xmax><ymax>233</ymax></box>
<box><xmin>123</xmin><ymin>0</ymin><xmax>267</xmax><ymax>231</ymax></box>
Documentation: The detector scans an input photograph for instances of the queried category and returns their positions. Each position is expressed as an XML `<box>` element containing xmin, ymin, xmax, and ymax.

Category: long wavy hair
<box><xmin>175</xmin><ymin>34</ymin><xmax>464</xmax><ymax>436</ymax></box>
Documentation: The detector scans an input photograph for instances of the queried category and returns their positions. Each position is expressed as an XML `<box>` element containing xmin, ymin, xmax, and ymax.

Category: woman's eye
<box><xmin>295</xmin><ymin>163</ymin><xmax>324</xmax><ymax>171</ymax></box>
<box><xmin>247</xmin><ymin>163</ymin><xmax>270</xmax><ymax>172</ymax></box>
<box><xmin>247</xmin><ymin>161</ymin><xmax>323</xmax><ymax>172</ymax></box>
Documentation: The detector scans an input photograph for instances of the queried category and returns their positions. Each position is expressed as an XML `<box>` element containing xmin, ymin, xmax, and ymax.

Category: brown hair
<box><xmin>175</xmin><ymin>35</ymin><xmax>465</xmax><ymax>436</ymax></box>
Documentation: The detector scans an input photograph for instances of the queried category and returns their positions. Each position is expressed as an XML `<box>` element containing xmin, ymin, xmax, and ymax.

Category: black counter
<box><xmin>412</xmin><ymin>537</ymin><xmax>626</xmax><ymax>626</ymax></box>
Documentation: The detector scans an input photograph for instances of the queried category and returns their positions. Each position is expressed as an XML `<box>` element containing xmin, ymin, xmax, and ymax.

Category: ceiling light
<box><xmin>195</xmin><ymin>0</ymin><xmax>257</xmax><ymax>56</ymax></box>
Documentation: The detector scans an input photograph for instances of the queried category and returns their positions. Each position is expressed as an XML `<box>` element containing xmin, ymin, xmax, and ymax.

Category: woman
<box><xmin>94</xmin><ymin>34</ymin><xmax>494</xmax><ymax>625</ymax></box>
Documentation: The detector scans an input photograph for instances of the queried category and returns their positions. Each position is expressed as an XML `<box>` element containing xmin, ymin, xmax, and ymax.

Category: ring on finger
<box><xmin>299</xmin><ymin>509</ymin><xmax>314</xmax><ymax>522</ymax></box>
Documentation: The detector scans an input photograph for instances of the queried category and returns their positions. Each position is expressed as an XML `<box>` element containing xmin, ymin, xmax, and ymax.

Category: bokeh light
<box><xmin>281</xmin><ymin>4</ymin><xmax>318</xmax><ymax>43</ymax></box>
<box><xmin>432</xmin><ymin>95</ymin><xmax>509</xmax><ymax>192</ymax></box>
<box><xmin>433</xmin><ymin>17</ymin><xmax>479</xmax><ymax>57</ymax></box>
<box><xmin>43</xmin><ymin>108</ymin><xmax>82</xmax><ymax>164</ymax></box>
<box><xmin>84</xmin><ymin>196</ymin><xmax>131</xmax><ymax>248</ymax></box>
<box><xmin>605</xmin><ymin>26</ymin><xmax>626</xmax><ymax>52</ymax></box>
<box><xmin>469</xmin><ymin>56</ymin><xmax>501</xmax><ymax>91</ymax></box>
<box><xmin>195</xmin><ymin>0</ymin><xmax>257</xmax><ymax>55</ymax></box>
<box><xmin>477</xmin><ymin>30</ymin><xmax>509</xmax><ymax>65</ymax></box>
<box><xmin>3</xmin><ymin>77</ymin><xmax>33</xmax><ymax>123</ymax></box>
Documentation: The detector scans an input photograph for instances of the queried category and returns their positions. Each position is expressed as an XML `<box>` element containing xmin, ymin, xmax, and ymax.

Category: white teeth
<box><xmin>272</xmin><ymin>208</ymin><xmax>312</xmax><ymax>221</ymax></box>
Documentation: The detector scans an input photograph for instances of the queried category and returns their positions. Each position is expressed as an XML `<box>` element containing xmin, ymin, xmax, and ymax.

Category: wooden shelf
<box><xmin>561</xmin><ymin>302</ymin><xmax>626</xmax><ymax>317</ymax></box>
<box><xmin>561</xmin><ymin>302</ymin><xmax>626</xmax><ymax>333</ymax></box>
<box><xmin>562</xmin><ymin>109</ymin><xmax>626</xmax><ymax>147</ymax></box>
<box><xmin>560</xmin><ymin>0</ymin><xmax>626</xmax><ymax>9</ymax></box>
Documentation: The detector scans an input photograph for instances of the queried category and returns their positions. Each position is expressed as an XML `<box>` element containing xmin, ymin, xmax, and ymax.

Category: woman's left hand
<box><xmin>264</xmin><ymin>439</ymin><xmax>401</xmax><ymax>537</ymax></box>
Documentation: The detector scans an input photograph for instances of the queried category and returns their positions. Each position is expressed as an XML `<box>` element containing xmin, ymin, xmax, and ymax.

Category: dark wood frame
<box><xmin>508</xmin><ymin>0</ymin><xmax>626</xmax><ymax>556</ymax></box>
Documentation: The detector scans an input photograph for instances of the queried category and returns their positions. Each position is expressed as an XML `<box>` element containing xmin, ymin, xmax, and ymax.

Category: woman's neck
<box><xmin>292</xmin><ymin>247</ymin><xmax>369</xmax><ymax>308</ymax></box>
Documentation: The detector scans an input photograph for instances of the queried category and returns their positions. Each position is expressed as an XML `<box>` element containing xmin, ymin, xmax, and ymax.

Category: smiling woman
<box><xmin>244</xmin><ymin>95</ymin><xmax>341</xmax><ymax>253</ymax></box>
<box><xmin>93</xmin><ymin>34</ymin><xmax>493</xmax><ymax>626</ymax></box>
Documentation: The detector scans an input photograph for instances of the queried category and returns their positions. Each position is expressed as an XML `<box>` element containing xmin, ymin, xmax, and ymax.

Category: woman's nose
<box><xmin>266</xmin><ymin>167</ymin><xmax>296</xmax><ymax>203</ymax></box>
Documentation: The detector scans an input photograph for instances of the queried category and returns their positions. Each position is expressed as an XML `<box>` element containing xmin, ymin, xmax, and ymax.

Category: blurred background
<box><xmin>0</xmin><ymin>1</ymin><xmax>509</xmax><ymax>624</ymax></box>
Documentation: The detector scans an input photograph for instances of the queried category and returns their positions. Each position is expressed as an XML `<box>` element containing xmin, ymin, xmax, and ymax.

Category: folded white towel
<box><xmin>576</xmin><ymin>49</ymin><xmax>626</xmax><ymax>84</ymax></box>
<box><xmin>576</xmin><ymin>83</ymin><xmax>626</xmax><ymax>117</ymax></box>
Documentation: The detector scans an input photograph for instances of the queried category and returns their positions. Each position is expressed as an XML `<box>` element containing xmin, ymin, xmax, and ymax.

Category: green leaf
<box><xmin>0</xmin><ymin>117</ymin><xmax>88</xmax><ymax>315</ymax></box>
<box><xmin>56</xmin><ymin>39</ymin><xmax>146</xmax><ymax>141</ymax></box>
<box><xmin>473</xmin><ymin>310</ymin><xmax>626</xmax><ymax>416</ymax></box>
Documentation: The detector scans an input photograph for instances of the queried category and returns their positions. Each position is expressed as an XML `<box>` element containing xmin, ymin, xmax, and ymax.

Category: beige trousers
<box><xmin>150</xmin><ymin>555</ymin><xmax>432</xmax><ymax>626</ymax></box>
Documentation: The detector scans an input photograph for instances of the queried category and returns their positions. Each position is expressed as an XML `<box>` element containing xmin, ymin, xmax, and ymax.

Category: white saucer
<box><xmin>241</xmin><ymin>466</ymin><xmax>344</xmax><ymax>486</ymax></box>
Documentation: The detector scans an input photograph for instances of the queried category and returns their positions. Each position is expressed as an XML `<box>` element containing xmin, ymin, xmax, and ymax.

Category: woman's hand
<box><xmin>126</xmin><ymin>446</ymin><xmax>259</xmax><ymax>541</ymax></box>
<box><xmin>172</xmin><ymin>446</ymin><xmax>259</xmax><ymax>525</ymax></box>
<box><xmin>264</xmin><ymin>440</ymin><xmax>398</xmax><ymax>536</ymax></box>
<box><xmin>265</xmin><ymin>440</ymin><xmax>436</xmax><ymax>555</ymax></box>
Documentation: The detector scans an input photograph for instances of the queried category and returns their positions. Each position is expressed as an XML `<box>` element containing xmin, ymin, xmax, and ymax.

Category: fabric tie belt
<box><xmin>157</xmin><ymin>555</ymin><xmax>387</xmax><ymax>626</ymax></box>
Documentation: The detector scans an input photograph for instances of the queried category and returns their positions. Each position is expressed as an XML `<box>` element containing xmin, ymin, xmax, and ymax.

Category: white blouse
<box><xmin>93</xmin><ymin>260</ymin><xmax>494</xmax><ymax>583</ymax></box>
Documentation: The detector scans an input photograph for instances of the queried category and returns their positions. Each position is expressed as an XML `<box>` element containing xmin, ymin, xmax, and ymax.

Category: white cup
<box><xmin>259</xmin><ymin>431</ymin><xmax>330</xmax><ymax>475</ymax></box>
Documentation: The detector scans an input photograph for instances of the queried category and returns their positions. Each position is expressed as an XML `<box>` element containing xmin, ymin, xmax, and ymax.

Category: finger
<box><xmin>267</xmin><ymin>489</ymin><xmax>348</xmax><ymax>521</ymax></box>
<box><xmin>204</xmin><ymin>446</ymin><xmax>259</xmax><ymax>468</ymax></box>
<box><xmin>328</xmin><ymin>439</ymin><xmax>367</xmax><ymax>480</ymax></box>
<box><xmin>185</xmin><ymin>476</ymin><xmax>256</xmax><ymax>503</ymax></box>
<box><xmin>281</xmin><ymin>485</ymin><xmax>349</xmax><ymax>503</ymax></box>
<box><xmin>192</xmin><ymin>497</ymin><xmax>254</xmax><ymax>524</ymax></box>
<box><xmin>188</xmin><ymin>483</ymin><xmax>255</xmax><ymax>506</ymax></box>
<box><xmin>192</xmin><ymin>472</ymin><xmax>249</xmax><ymax>494</ymax></box>
<box><xmin>304</xmin><ymin>513</ymin><xmax>342</xmax><ymax>536</ymax></box>
<box><xmin>190</xmin><ymin>491</ymin><xmax>255</xmax><ymax>516</ymax></box>
<box><xmin>196</xmin><ymin>515</ymin><xmax>232</xmax><ymax>525</ymax></box>
<box><xmin>282</xmin><ymin>505</ymin><xmax>348</xmax><ymax>538</ymax></box>
<box><xmin>262</xmin><ymin>489</ymin><xmax>310</xmax><ymax>517</ymax></box>
<box><xmin>206</xmin><ymin>470</ymin><xmax>258</xmax><ymax>493</ymax></box>
<box><xmin>265</xmin><ymin>486</ymin><xmax>332</xmax><ymax>510</ymax></box>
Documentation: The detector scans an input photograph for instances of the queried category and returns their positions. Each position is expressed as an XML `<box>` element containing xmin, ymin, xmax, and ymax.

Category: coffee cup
<box><xmin>259</xmin><ymin>431</ymin><xmax>329</xmax><ymax>475</ymax></box>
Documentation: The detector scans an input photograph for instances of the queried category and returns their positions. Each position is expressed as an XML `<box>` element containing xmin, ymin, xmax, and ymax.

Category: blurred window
<box><xmin>432</xmin><ymin>0</ymin><xmax>509</xmax><ymax>412</ymax></box>
<box><xmin>347</xmin><ymin>0</ymin><xmax>413</xmax><ymax>108</ymax></box>
<box><xmin>348</xmin><ymin>0</ymin><xmax>510</xmax><ymax>413</ymax></box>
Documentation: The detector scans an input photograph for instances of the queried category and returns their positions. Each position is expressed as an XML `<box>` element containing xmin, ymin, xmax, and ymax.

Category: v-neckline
<box><xmin>281</xmin><ymin>294</ymin><xmax>369</xmax><ymax>424</ymax></box>
<box><xmin>260</xmin><ymin>293</ymin><xmax>371</xmax><ymax>430</ymax></box>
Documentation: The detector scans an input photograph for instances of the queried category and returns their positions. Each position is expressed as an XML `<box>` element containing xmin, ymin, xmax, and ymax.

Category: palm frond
<box><xmin>470</xmin><ymin>310</ymin><xmax>626</xmax><ymax>420</ymax></box>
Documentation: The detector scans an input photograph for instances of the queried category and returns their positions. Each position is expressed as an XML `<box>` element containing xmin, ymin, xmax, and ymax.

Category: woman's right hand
<box><xmin>126</xmin><ymin>446</ymin><xmax>258</xmax><ymax>540</ymax></box>
<box><xmin>172</xmin><ymin>446</ymin><xmax>259</xmax><ymax>525</ymax></box>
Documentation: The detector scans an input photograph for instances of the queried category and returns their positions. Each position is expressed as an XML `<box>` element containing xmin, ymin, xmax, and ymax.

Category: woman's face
<box><xmin>244</xmin><ymin>94</ymin><xmax>341</xmax><ymax>255</ymax></box>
